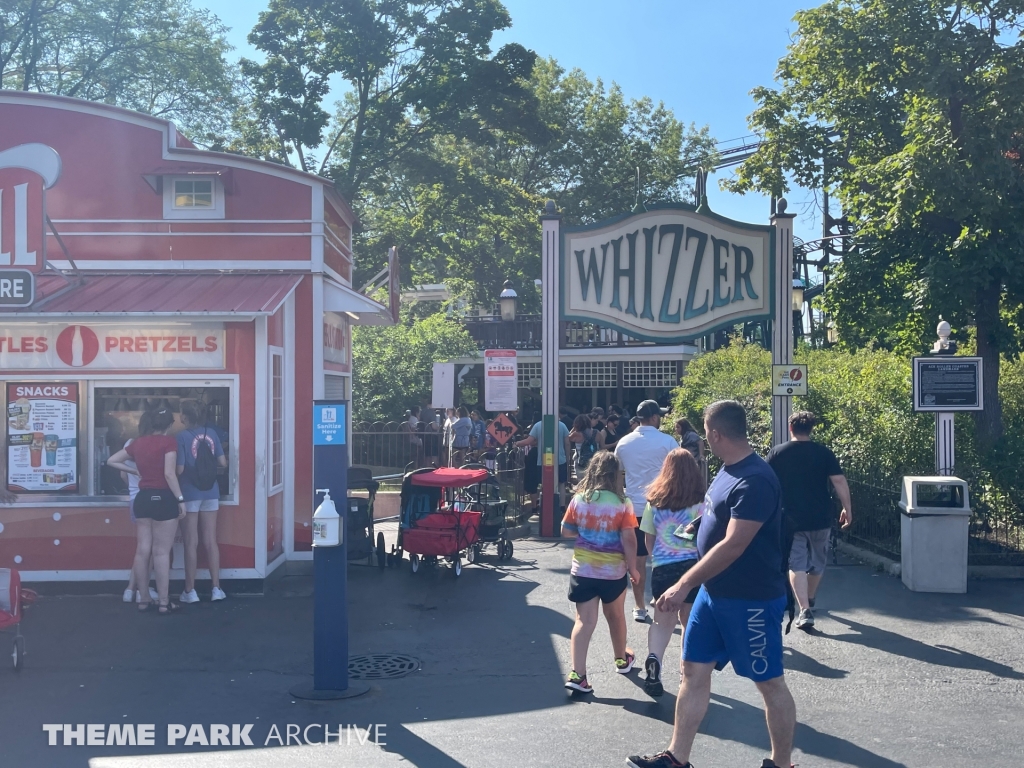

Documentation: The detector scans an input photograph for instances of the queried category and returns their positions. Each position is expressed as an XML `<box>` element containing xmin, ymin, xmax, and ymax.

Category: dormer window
<box><xmin>174</xmin><ymin>179</ymin><xmax>213</xmax><ymax>208</ymax></box>
<box><xmin>162</xmin><ymin>175</ymin><xmax>224</xmax><ymax>219</ymax></box>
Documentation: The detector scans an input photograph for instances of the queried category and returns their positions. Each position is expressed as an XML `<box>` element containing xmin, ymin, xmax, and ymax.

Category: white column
<box><xmin>936</xmin><ymin>412</ymin><xmax>955</xmax><ymax>475</ymax></box>
<box><xmin>771</xmin><ymin>200</ymin><xmax>797</xmax><ymax>447</ymax></box>
<box><xmin>541</xmin><ymin>203</ymin><xmax>560</xmax><ymax>420</ymax></box>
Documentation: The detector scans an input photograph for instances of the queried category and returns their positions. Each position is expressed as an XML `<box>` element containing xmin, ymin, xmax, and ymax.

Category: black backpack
<box><xmin>191</xmin><ymin>429</ymin><xmax>218</xmax><ymax>491</ymax></box>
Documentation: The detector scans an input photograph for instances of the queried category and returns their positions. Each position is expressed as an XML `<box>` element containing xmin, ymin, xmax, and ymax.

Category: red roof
<box><xmin>8</xmin><ymin>272</ymin><xmax>302</xmax><ymax>316</ymax></box>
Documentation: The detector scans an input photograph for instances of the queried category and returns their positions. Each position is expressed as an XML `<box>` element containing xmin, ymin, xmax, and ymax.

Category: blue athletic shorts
<box><xmin>682</xmin><ymin>586</ymin><xmax>786</xmax><ymax>682</ymax></box>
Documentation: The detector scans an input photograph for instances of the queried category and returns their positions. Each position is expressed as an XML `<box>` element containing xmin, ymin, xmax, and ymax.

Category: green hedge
<box><xmin>671</xmin><ymin>341</ymin><xmax>1024</xmax><ymax>531</ymax></box>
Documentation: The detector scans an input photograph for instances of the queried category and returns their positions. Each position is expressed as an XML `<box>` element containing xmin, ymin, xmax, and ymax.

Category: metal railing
<box><xmin>843</xmin><ymin>463</ymin><xmax>1024</xmax><ymax>566</ymax></box>
<box><xmin>461</xmin><ymin>314</ymin><xmax>670</xmax><ymax>350</ymax></box>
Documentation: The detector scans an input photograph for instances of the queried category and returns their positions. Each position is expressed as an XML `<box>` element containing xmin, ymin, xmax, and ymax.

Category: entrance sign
<box><xmin>772</xmin><ymin>364</ymin><xmax>807</xmax><ymax>396</ymax></box>
<box><xmin>6</xmin><ymin>382</ymin><xmax>78</xmax><ymax>493</ymax></box>
<box><xmin>484</xmin><ymin>349</ymin><xmax>517</xmax><ymax>411</ymax></box>
<box><xmin>0</xmin><ymin>323</ymin><xmax>225</xmax><ymax>369</ymax></box>
<box><xmin>561</xmin><ymin>205</ymin><xmax>775</xmax><ymax>343</ymax></box>
<box><xmin>313</xmin><ymin>403</ymin><xmax>347</xmax><ymax>445</ymax></box>
<box><xmin>913</xmin><ymin>357</ymin><xmax>983</xmax><ymax>412</ymax></box>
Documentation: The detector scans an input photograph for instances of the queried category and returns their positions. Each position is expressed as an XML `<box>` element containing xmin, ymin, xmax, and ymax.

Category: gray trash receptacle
<box><xmin>898</xmin><ymin>476</ymin><xmax>971</xmax><ymax>593</ymax></box>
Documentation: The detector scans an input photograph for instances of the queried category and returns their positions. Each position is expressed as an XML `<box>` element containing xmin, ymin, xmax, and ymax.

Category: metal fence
<box><xmin>845</xmin><ymin>463</ymin><xmax>1024</xmax><ymax>566</ymax></box>
<box><xmin>350</xmin><ymin>421</ymin><xmax>529</xmax><ymax>525</ymax></box>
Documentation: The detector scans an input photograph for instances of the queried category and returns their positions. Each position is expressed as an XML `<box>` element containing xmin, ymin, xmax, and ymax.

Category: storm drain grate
<box><xmin>348</xmin><ymin>653</ymin><xmax>421</xmax><ymax>680</ymax></box>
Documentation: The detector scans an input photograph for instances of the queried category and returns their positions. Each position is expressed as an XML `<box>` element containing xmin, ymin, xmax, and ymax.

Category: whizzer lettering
<box><xmin>563</xmin><ymin>208</ymin><xmax>773</xmax><ymax>343</ymax></box>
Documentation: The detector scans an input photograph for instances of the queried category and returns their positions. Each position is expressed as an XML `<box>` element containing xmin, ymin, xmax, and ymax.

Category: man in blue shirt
<box><xmin>628</xmin><ymin>400</ymin><xmax>795</xmax><ymax>768</ymax></box>
<box><xmin>515</xmin><ymin>418</ymin><xmax>571</xmax><ymax>510</ymax></box>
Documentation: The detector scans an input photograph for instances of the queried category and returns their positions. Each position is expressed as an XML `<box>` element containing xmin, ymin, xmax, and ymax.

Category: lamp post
<box><xmin>826</xmin><ymin>320</ymin><xmax>839</xmax><ymax>345</ymax></box>
<box><xmin>792</xmin><ymin>276</ymin><xmax>805</xmax><ymax>347</ymax></box>
<box><xmin>499</xmin><ymin>280</ymin><xmax>518</xmax><ymax>321</ymax></box>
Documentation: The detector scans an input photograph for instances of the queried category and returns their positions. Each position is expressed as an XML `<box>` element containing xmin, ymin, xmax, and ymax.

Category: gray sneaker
<box><xmin>795</xmin><ymin>608</ymin><xmax>815</xmax><ymax>630</ymax></box>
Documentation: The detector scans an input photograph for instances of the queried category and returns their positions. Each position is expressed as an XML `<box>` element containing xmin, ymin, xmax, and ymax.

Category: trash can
<box><xmin>898</xmin><ymin>476</ymin><xmax>971</xmax><ymax>593</ymax></box>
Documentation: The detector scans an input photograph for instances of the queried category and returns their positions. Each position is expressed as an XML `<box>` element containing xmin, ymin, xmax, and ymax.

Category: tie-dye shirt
<box><xmin>639</xmin><ymin>501</ymin><xmax>704</xmax><ymax>568</ymax></box>
<box><xmin>561</xmin><ymin>490</ymin><xmax>638</xmax><ymax>579</ymax></box>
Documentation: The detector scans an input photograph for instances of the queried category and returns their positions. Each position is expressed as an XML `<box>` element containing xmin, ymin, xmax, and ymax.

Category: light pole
<box><xmin>792</xmin><ymin>275</ymin><xmax>805</xmax><ymax>348</ymax></box>
<box><xmin>499</xmin><ymin>280</ymin><xmax>517</xmax><ymax>321</ymax></box>
<box><xmin>931</xmin><ymin>318</ymin><xmax>957</xmax><ymax>475</ymax></box>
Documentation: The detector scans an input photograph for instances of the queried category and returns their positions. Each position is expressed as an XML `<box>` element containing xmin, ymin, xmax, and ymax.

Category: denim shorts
<box><xmin>682</xmin><ymin>586</ymin><xmax>787</xmax><ymax>682</ymax></box>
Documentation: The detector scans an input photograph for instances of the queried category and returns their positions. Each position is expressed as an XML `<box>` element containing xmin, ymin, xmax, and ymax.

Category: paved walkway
<box><xmin>2</xmin><ymin>540</ymin><xmax>1022</xmax><ymax>767</ymax></box>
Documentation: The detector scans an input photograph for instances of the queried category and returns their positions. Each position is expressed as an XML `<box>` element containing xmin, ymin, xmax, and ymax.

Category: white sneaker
<box><xmin>210</xmin><ymin>587</ymin><xmax>227</xmax><ymax>601</ymax></box>
<box><xmin>633</xmin><ymin>608</ymin><xmax>649</xmax><ymax>622</ymax></box>
<box><xmin>123</xmin><ymin>588</ymin><xmax>134</xmax><ymax>603</ymax></box>
<box><xmin>148</xmin><ymin>587</ymin><xmax>159</xmax><ymax>601</ymax></box>
<box><xmin>180</xmin><ymin>589</ymin><xmax>200</xmax><ymax>604</ymax></box>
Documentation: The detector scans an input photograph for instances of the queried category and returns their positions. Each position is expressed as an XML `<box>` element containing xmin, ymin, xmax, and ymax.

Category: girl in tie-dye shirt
<box><xmin>561</xmin><ymin>451</ymin><xmax>639</xmax><ymax>695</ymax></box>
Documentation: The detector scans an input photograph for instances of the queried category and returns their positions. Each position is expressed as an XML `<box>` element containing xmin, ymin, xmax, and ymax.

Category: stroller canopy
<box><xmin>409</xmin><ymin>467</ymin><xmax>490</xmax><ymax>488</ymax></box>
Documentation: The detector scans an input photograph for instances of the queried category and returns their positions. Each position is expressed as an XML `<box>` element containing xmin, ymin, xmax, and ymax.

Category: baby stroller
<box><xmin>457</xmin><ymin>462</ymin><xmax>515</xmax><ymax>562</ymax></box>
<box><xmin>1</xmin><ymin>568</ymin><xmax>37</xmax><ymax>671</ymax></box>
<box><xmin>399</xmin><ymin>467</ymin><xmax>486</xmax><ymax>577</ymax></box>
<box><xmin>347</xmin><ymin>466</ymin><xmax>383</xmax><ymax>568</ymax></box>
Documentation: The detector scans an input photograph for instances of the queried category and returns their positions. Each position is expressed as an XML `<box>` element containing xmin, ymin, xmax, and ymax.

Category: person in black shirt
<box><xmin>767</xmin><ymin>411</ymin><xmax>853</xmax><ymax>630</ymax></box>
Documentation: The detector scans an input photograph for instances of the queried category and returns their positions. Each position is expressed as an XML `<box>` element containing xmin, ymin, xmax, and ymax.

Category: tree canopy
<box><xmin>0</xmin><ymin>0</ymin><xmax>235</xmax><ymax>141</ymax></box>
<box><xmin>729</xmin><ymin>0</ymin><xmax>1024</xmax><ymax>446</ymax></box>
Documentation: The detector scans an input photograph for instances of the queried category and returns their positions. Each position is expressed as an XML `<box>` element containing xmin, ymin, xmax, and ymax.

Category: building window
<box><xmin>621</xmin><ymin>360</ymin><xmax>680</xmax><ymax>388</ymax></box>
<box><xmin>517</xmin><ymin>362</ymin><xmax>542</xmax><ymax>389</ymax></box>
<box><xmin>271</xmin><ymin>352</ymin><xmax>284</xmax><ymax>491</ymax></box>
<box><xmin>163</xmin><ymin>176</ymin><xmax>224</xmax><ymax>219</ymax></box>
<box><xmin>174</xmin><ymin>179</ymin><xmax>214</xmax><ymax>208</ymax></box>
<box><xmin>563</xmin><ymin>362</ymin><xmax>617</xmax><ymax>388</ymax></box>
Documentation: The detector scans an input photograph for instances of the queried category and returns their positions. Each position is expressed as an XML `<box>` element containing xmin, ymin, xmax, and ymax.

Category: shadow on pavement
<box><xmin>782</xmin><ymin>646</ymin><xmax>849</xmax><ymax>679</ymax></box>
<box><xmin>825</xmin><ymin>614</ymin><xmax>1024</xmax><ymax>680</ymax></box>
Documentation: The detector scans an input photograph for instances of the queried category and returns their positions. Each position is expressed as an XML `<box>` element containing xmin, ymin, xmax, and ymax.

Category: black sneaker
<box><xmin>565</xmin><ymin>671</ymin><xmax>593</xmax><ymax>694</ymax></box>
<box><xmin>795</xmin><ymin>608</ymin><xmax>815</xmax><ymax>630</ymax></box>
<box><xmin>759</xmin><ymin>760</ymin><xmax>795</xmax><ymax>768</ymax></box>
<box><xmin>626</xmin><ymin>751</ymin><xmax>690</xmax><ymax>768</ymax></box>
<box><xmin>643</xmin><ymin>654</ymin><xmax>663</xmax><ymax>697</ymax></box>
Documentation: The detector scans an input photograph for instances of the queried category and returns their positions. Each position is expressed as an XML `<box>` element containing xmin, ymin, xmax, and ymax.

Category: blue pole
<box><xmin>290</xmin><ymin>400</ymin><xmax>368</xmax><ymax>700</ymax></box>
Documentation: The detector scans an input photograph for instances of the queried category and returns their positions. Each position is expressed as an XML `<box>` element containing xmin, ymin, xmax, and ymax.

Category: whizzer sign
<box><xmin>561</xmin><ymin>206</ymin><xmax>774</xmax><ymax>342</ymax></box>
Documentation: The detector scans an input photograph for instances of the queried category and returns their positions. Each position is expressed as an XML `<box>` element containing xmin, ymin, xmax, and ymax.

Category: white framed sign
<box><xmin>561</xmin><ymin>204</ymin><xmax>774</xmax><ymax>343</ymax></box>
<box><xmin>0</xmin><ymin>323</ymin><xmax>225</xmax><ymax>370</ymax></box>
<box><xmin>913</xmin><ymin>357</ymin><xmax>983</xmax><ymax>411</ymax></box>
<box><xmin>431</xmin><ymin>363</ymin><xmax>454</xmax><ymax>410</ymax></box>
<box><xmin>772</xmin><ymin>364</ymin><xmax>807</xmax><ymax>396</ymax></box>
<box><xmin>6</xmin><ymin>381</ymin><xmax>78</xmax><ymax>493</ymax></box>
<box><xmin>484</xmin><ymin>349</ymin><xmax>517</xmax><ymax>411</ymax></box>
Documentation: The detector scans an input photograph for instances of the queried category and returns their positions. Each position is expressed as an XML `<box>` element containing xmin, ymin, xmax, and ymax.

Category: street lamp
<box><xmin>826</xmin><ymin>320</ymin><xmax>839</xmax><ymax>345</ymax></box>
<box><xmin>499</xmin><ymin>280</ymin><xmax>518</xmax><ymax>321</ymax></box>
<box><xmin>791</xmin><ymin>277</ymin><xmax>805</xmax><ymax>312</ymax></box>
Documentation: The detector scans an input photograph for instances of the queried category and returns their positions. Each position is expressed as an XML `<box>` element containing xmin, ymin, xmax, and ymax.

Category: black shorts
<box><xmin>651</xmin><ymin>560</ymin><xmax>701</xmax><ymax>603</ymax></box>
<box><xmin>635</xmin><ymin>527</ymin><xmax>649</xmax><ymax>557</ymax></box>
<box><xmin>525</xmin><ymin>462</ymin><xmax>568</xmax><ymax>493</ymax></box>
<box><xmin>568</xmin><ymin>574</ymin><xmax>628</xmax><ymax>604</ymax></box>
<box><xmin>133</xmin><ymin>488</ymin><xmax>180</xmax><ymax>521</ymax></box>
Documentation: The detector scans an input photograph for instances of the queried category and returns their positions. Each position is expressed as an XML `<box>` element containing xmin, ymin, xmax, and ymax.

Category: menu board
<box><xmin>6</xmin><ymin>382</ymin><xmax>78</xmax><ymax>492</ymax></box>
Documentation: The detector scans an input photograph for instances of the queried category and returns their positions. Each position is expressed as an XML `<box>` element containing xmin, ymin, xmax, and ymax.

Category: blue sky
<box><xmin>199</xmin><ymin>0</ymin><xmax>819</xmax><ymax>241</ymax></box>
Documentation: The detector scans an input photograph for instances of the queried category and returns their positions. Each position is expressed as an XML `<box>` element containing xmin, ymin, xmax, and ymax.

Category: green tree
<box><xmin>356</xmin><ymin>58</ymin><xmax>717</xmax><ymax>306</ymax></box>
<box><xmin>238</xmin><ymin>0</ymin><xmax>544</xmax><ymax>201</ymax></box>
<box><xmin>352</xmin><ymin>311</ymin><xmax>477</xmax><ymax>422</ymax></box>
<box><xmin>0</xmin><ymin>0</ymin><xmax>235</xmax><ymax>141</ymax></box>
<box><xmin>727</xmin><ymin>0</ymin><xmax>1024</xmax><ymax>449</ymax></box>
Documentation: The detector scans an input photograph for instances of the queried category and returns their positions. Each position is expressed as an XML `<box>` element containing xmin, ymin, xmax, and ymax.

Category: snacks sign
<box><xmin>0</xmin><ymin>324</ymin><xmax>225</xmax><ymax>369</ymax></box>
<box><xmin>7</xmin><ymin>382</ymin><xmax>78</xmax><ymax>493</ymax></box>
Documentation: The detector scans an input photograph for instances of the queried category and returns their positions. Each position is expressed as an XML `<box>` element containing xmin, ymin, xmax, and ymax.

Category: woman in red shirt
<box><xmin>108</xmin><ymin>409</ymin><xmax>186</xmax><ymax>614</ymax></box>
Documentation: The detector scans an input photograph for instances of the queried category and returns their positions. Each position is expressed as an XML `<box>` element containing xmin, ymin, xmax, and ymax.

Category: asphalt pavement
<box><xmin>1</xmin><ymin>539</ymin><xmax>1022</xmax><ymax>768</ymax></box>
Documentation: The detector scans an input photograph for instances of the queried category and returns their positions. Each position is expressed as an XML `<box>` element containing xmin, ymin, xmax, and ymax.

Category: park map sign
<box><xmin>561</xmin><ymin>204</ymin><xmax>775</xmax><ymax>343</ymax></box>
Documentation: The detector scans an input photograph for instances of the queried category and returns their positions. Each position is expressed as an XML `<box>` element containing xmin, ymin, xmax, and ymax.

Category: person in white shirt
<box><xmin>614</xmin><ymin>400</ymin><xmax>679</xmax><ymax>622</ymax></box>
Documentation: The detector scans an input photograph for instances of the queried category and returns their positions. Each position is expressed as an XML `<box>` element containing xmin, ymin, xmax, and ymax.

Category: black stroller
<box><xmin>347</xmin><ymin>466</ymin><xmax>384</xmax><ymax>568</ymax></box>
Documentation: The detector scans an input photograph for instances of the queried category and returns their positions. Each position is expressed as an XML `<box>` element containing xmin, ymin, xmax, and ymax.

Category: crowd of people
<box><xmin>107</xmin><ymin>400</ymin><xmax>228</xmax><ymax>615</ymax></box>
<box><xmin>555</xmin><ymin>399</ymin><xmax>852</xmax><ymax>768</ymax></box>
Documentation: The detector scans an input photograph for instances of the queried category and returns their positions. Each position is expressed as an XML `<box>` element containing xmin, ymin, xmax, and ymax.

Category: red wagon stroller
<box><xmin>1</xmin><ymin>568</ymin><xmax>37</xmax><ymax>670</ymax></box>
<box><xmin>399</xmin><ymin>467</ymin><xmax>487</xmax><ymax>578</ymax></box>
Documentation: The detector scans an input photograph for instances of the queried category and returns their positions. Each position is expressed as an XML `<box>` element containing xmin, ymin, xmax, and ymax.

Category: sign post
<box><xmin>770</xmin><ymin>200</ymin><xmax>797</xmax><ymax>447</ymax></box>
<box><xmin>289</xmin><ymin>401</ymin><xmax>368</xmax><ymax>700</ymax></box>
<box><xmin>540</xmin><ymin>202</ymin><xmax>561</xmax><ymax>537</ymax></box>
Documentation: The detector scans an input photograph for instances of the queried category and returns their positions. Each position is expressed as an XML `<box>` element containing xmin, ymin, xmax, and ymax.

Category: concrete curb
<box><xmin>837</xmin><ymin>540</ymin><xmax>902</xmax><ymax>577</ymax></box>
<box><xmin>837</xmin><ymin>540</ymin><xmax>1024</xmax><ymax>579</ymax></box>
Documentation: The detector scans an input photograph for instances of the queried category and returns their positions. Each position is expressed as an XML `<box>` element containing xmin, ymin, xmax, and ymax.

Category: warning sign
<box><xmin>486</xmin><ymin>413</ymin><xmax>518</xmax><ymax>446</ymax></box>
<box><xmin>772</xmin><ymin>364</ymin><xmax>808</xmax><ymax>396</ymax></box>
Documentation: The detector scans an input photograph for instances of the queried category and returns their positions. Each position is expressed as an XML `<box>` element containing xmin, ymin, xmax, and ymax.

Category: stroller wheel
<box><xmin>453</xmin><ymin>557</ymin><xmax>462</xmax><ymax>577</ymax></box>
<box><xmin>410</xmin><ymin>554</ymin><xmax>420</xmax><ymax>573</ymax></box>
<box><xmin>466</xmin><ymin>545</ymin><xmax>477</xmax><ymax>564</ymax></box>
<box><xmin>376</xmin><ymin>532</ymin><xmax>387</xmax><ymax>570</ymax></box>
<box><xmin>13</xmin><ymin>635</ymin><xmax>24</xmax><ymax>671</ymax></box>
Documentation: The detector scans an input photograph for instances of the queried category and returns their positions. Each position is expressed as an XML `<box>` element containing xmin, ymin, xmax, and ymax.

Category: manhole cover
<box><xmin>348</xmin><ymin>653</ymin><xmax>421</xmax><ymax>680</ymax></box>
